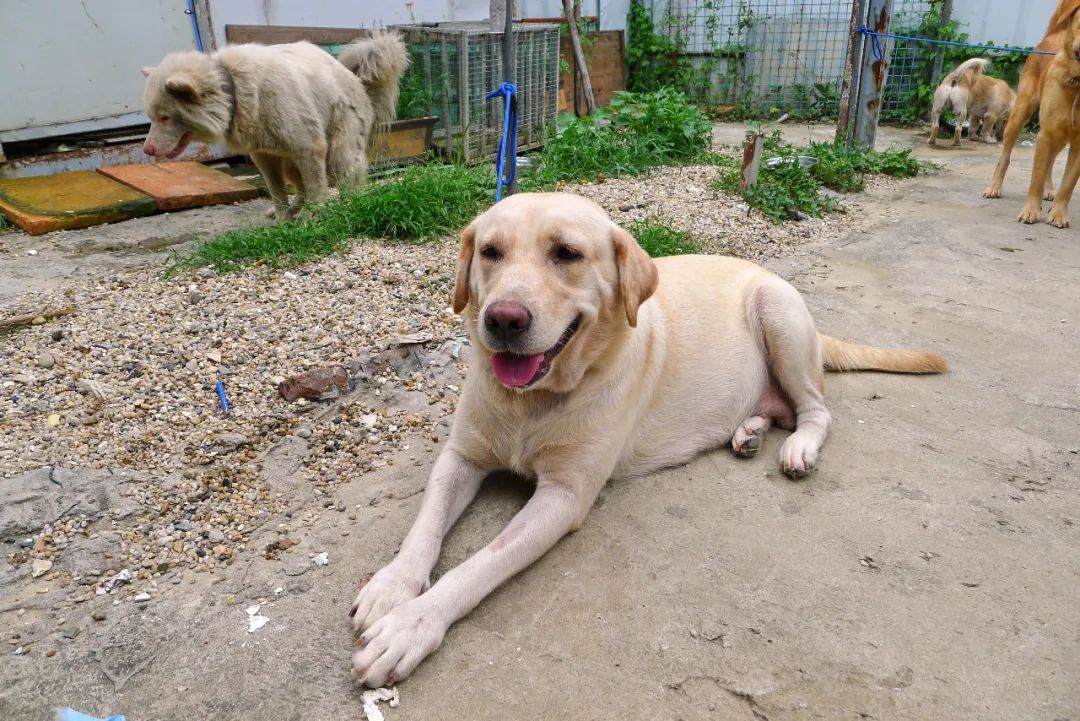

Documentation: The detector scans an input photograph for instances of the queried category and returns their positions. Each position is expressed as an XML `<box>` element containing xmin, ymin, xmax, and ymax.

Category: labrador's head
<box><xmin>453</xmin><ymin>193</ymin><xmax>658</xmax><ymax>393</ymax></box>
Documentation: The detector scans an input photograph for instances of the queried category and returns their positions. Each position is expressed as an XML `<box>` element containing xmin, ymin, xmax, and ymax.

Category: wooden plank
<box><xmin>97</xmin><ymin>162</ymin><xmax>261</xmax><ymax>210</ymax></box>
<box><xmin>224</xmin><ymin>25</ymin><xmax>368</xmax><ymax>45</ymax></box>
<box><xmin>559</xmin><ymin>31</ymin><xmax>626</xmax><ymax>113</ymax></box>
<box><xmin>0</xmin><ymin>171</ymin><xmax>156</xmax><ymax>235</ymax></box>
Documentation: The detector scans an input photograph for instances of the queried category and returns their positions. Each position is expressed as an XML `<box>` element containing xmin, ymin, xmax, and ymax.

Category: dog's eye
<box><xmin>479</xmin><ymin>246</ymin><xmax>501</xmax><ymax>261</ymax></box>
<box><xmin>158</xmin><ymin>115</ymin><xmax>170</xmax><ymax>124</ymax></box>
<box><xmin>555</xmin><ymin>245</ymin><xmax>582</xmax><ymax>262</ymax></box>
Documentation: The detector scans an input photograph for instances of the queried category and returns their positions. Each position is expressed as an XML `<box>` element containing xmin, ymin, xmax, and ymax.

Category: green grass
<box><xmin>712</xmin><ymin>131</ymin><xmax>933</xmax><ymax>223</ymax></box>
<box><xmin>165</xmin><ymin>164</ymin><xmax>492</xmax><ymax>274</ymax></box>
<box><xmin>626</xmin><ymin>218</ymin><xmax>700</xmax><ymax>257</ymax></box>
<box><xmin>167</xmin><ymin>89</ymin><xmax>716</xmax><ymax>275</ymax></box>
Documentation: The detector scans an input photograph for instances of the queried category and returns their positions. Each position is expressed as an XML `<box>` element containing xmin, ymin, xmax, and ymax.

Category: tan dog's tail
<box><xmin>818</xmin><ymin>334</ymin><xmax>948</xmax><ymax>374</ymax></box>
<box><xmin>947</xmin><ymin>57</ymin><xmax>991</xmax><ymax>86</ymax></box>
<box><xmin>339</xmin><ymin>30</ymin><xmax>411</xmax><ymax>127</ymax></box>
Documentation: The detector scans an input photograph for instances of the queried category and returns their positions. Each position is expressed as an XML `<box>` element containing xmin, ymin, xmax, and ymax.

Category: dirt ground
<box><xmin>2</xmin><ymin>125</ymin><xmax>1078</xmax><ymax>721</ymax></box>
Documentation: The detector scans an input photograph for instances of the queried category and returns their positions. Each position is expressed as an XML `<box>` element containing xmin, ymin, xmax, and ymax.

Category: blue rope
<box><xmin>857</xmin><ymin>26</ymin><xmax>1056</xmax><ymax>62</ymax></box>
<box><xmin>185</xmin><ymin>0</ymin><xmax>204</xmax><ymax>52</ymax></box>
<box><xmin>485</xmin><ymin>82</ymin><xmax>518</xmax><ymax>202</ymax></box>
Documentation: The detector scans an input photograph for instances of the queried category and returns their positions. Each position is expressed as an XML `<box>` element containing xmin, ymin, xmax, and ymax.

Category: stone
<box><xmin>278</xmin><ymin>366</ymin><xmax>349</xmax><ymax>402</ymax></box>
<box><xmin>31</xmin><ymin>559</ymin><xmax>53</xmax><ymax>578</ymax></box>
<box><xmin>208</xmin><ymin>529</ymin><xmax>225</xmax><ymax>543</ymax></box>
<box><xmin>132</xmin><ymin>592</ymin><xmax>151</xmax><ymax>603</ymax></box>
<box><xmin>37</xmin><ymin>352</ymin><xmax>56</xmax><ymax>369</ymax></box>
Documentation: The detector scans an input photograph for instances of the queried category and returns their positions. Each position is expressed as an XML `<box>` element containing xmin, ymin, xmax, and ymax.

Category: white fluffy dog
<box><xmin>141</xmin><ymin>31</ymin><xmax>409</xmax><ymax>219</ymax></box>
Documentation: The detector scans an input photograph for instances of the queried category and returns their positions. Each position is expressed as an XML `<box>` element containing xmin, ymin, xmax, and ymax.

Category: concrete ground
<box><xmin>2</xmin><ymin>125</ymin><xmax>1078</xmax><ymax>721</ymax></box>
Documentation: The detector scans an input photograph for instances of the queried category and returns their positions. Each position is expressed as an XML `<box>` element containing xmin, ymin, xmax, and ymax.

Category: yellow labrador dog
<box><xmin>349</xmin><ymin>193</ymin><xmax>946</xmax><ymax>686</ymax></box>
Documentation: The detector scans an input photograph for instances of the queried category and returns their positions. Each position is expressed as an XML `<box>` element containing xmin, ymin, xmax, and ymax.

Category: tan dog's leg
<box><xmin>985</xmin><ymin>87</ymin><xmax>1039</xmax><ymax>197</ymax></box>
<box><xmin>350</xmin><ymin>449</ymin><xmax>486</xmax><ymax>633</ymax></box>
<box><xmin>952</xmin><ymin>105</ymin><xmax>966</xmax><ymax>146</ymax></box>
<box><xmin>1046</xmin><ymin>142</ymin><xmax>1080</xmax><ymax>227</ymax></box>
<box><xmin>1019</xmin><ymin>133</ymin><xmax>1065</xmax><ymax>223</ymax></box>
<box><xmin>928</xmin><ymin>88</ymin><xmax>946</xmax><ymax>146</ymax></box>
<box><xmin>251</xmin><ymin>152</ymin><xmax>290</xmax><ymax>221</ymax></box>
<box><xmin>749</xmin><ymin>279</ymin><xmax>831</xmax><ymax>478</ymax></box>
<box><xmin>352</xmin><ymin>465</ymin><xmax>603</xmax><ymax>687</ymax></box>
<box><xmin>981</xmin><ymin>113</ymin><xmax>998</xmax><ymax>143</ymax></box>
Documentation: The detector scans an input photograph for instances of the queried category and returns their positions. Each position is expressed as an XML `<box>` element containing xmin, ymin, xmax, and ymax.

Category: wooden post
<box><xmin>563</xmin><ymin>0</ymin><xmax>596</xmax><ymax>115</ymax></box>
<box><xmin>502</xmin><ymin>0</ymin><xmax>518</xmax><ymax>196</ymax></box>
<box><xmin>738</xmin><ymin>132</ymin><xmax>764</xmax><ymax>192</ymax></box>
<box><xmin>852</xmin><ymin>0</ymin><xmax>895</xmax><ymax>151</ymax></box>
<box><xmin>835</xmin><ymin>0</ymin><xmax>865</xmax><ymax>145</ymax></box>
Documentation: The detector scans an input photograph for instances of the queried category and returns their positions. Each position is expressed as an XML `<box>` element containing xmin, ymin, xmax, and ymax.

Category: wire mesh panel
<box><xmin>391</xmin><ymin>22</ymin><xmax>560</xmax><ymax>163</ymax></box>
<box><xmin>879</xmin><ymin>0</ymin><xmax>934</xmax><ymax>119</ymax></box>
<box><xmin>644</xmin><ymin>0</ymin><xmax>934</xmax><ymax>118</ymax></box>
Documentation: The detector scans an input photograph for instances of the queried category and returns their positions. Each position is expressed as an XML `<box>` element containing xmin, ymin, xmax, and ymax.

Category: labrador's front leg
<box><xmin>352</xmin><ymin>477</ymin><xmax>594</xmax><ymax>687</ymax></box>
<box><xmin>350</xmin><ymin>448</ymin><xmax>486</xmax><ymax>632</ymax></box>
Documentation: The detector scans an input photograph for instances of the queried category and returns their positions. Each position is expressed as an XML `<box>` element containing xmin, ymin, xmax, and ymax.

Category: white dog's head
<box><xmin>141</xmin><ymin>52</ymin><xmax>232</xmax><ymax>158</ymax></box>
<box><xmin>453</xmin><ymin>193</ymin><xmax>658</xmax><ymax>393</ymax></box>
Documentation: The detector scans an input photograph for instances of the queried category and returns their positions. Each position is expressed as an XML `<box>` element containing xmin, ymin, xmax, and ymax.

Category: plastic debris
<box><xmin>98</xmin><ymin>569</ymin><xmax>133</xmax><ymax>593</ymax></box>
<box><xmin>56</xmin><ymin>709</ymin><xmax>126</xmax><ymax>721</ymax></box>
<box><xmin>361</xmin><ymin>687</ymin><xmax>400</xmax><ymax>721</ymax></box>
<box><xmin>246</xmin><ymin>604</ymin><xmax>269</xmax><ymax>633</ymax></box>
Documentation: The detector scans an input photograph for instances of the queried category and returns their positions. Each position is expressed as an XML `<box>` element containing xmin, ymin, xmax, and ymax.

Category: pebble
<box><xmin>50</xmin><ymin>329</ymin><xmax>63</xmax><ymax>341</ymax></box>
<box><xmin>37</xmin><ymin>352</ymin><xmax>56</xmax><ymax>369</ymax></box>
<box><xmin>132</xmin><ymin>592</ymin><xmax>151</xmax><ymax>603</ymax></box>
<box><xmin>91</xmin><ymin>611</ymin><xmax>107</xmax><ymax>621</ymax></box>
<box><xmin>208</xmin><ymin>529</ymin><xmax>226</xmax><ymax>543</ymax></box>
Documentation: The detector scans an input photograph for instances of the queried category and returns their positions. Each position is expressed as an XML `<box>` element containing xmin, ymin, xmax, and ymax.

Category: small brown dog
<box><xmin>928</xmin><ymin>58</ymin><xmax>1015</xmax><ymax>146</ymax></box>
<box><xmin>1018</xmin><ymin>3</ymin><xmax>1080</xmax><ymax>227</ymax></box>
<box><xmin>983</xmin><ymin>0</ymin><xmax>1080</xmax><ymax>198</ymax></box>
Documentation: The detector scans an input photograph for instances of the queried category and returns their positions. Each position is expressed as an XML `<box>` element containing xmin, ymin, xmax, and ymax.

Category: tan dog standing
<box><xmin>349</xmin><ymin>193</ymin><xmax>947</xmax><ymax>687</ymax></box>
<box><xmin>928</xmin><ymin>58</ymin><xmax>1016</xmax><ymax>146</ymax></box>
<box><xmin>984</xmin><ymin>0</ymin><xmax>1080</xmax><ymax>199</ymax></box>
<box><xmin>1018</xmin><ymin>4</ymin><xmax>1080</xmax><ymax>227</ymax></box>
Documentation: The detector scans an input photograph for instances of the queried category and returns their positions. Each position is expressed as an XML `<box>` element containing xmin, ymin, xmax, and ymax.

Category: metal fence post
<box><xmin>852</xmin><ymin>0</ymin><xmax>895</xmax><ymax>151</ymax></box>
<box><xmin>502</xmin><ymin>0</ymin><xmax>518</xmax><ymax>196</ymax></box>
<box><xmin>835</xmin><ymin>0</ymin><xmax>866</xmax><ymax>145</ymax></box>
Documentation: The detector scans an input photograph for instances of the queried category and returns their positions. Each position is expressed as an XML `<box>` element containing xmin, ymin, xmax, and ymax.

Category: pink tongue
<box><xmin>491</xmin><ymin>352</ymin><xmax>544</xmax><ymax>387</ymax></box>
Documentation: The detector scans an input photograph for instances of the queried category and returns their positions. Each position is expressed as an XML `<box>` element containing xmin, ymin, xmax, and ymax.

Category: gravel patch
<box><xmin>0</xmin><ymin>163</ymin><xmax>904</xmax><ymax>597</ymax></box>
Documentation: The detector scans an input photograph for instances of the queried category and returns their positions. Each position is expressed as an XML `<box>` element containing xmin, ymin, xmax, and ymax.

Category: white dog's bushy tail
<box><xmin>818</xmin><ymin>334</ymin><xmax>948</xmax><ymax>374</ymax></box>
<box><xmin>339</xmin><ymin>29</ymin><xmax>411</xmax><ymax>127</ymax></box>
<box><xmin>947</xmin><ymin>58</ymin><xmax>991</xmax><ymax>84</ymax></box>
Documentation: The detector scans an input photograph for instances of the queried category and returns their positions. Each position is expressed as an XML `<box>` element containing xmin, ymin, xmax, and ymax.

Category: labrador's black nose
<box><xmin>484</xmin><ymin>301</ymin><xmax>532</xmax><ymax>342</ymax></box>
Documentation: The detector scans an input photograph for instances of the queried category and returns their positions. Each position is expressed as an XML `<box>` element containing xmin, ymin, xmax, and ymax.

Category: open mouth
<box><xmin>164</xmin><ymin>132</ymin><xmax>192</xmax><ymax>159</ymax></box>
<box><xmin>490</xmin><ymin>317</ymin><xmax>581</xmax><ymax>388</ymax></box>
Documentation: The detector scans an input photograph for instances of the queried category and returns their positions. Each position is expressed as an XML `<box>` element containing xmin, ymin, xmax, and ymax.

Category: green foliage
<box><xmin>395</xmin><ymin>48</ymin><xmax>438</xmax><ymax>120</ymax></box>
<box><xmin>526</xmin><ymin>88</ymin><xmax>712</xmax><ymax>186</ymax></box>
<box><xmin>626</xmin><ymin>217</ymin><xmax>700</xmax><ymax>257</ymax></box>
<box><xmin>889</xmin><ymin>0</ymin><xmax>1029</xmax><ymax>124</ymax></box>
<box><xmin>626</xmin><ymin>0</ymin><xmax>695</xmax><ymax>93</ymax></box>
<box><xmin>712</xmin><ymin>131</ymin><xmax>931</xmax><ymax>223</ymax></box>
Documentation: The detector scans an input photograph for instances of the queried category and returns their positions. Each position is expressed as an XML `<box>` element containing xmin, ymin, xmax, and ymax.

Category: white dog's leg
<box><xmin>350</xmin><ymin>448</ymin><xmax>487</xmax><ymax>632</ymax></box>
<box><xmin>953</xmin><ymin>105</ymin><xmax>967</xmax><ymax>146</ymax></box>
<box><xmin>293</xmin><ymin>140</ymin><xmax>331</xmax><ymax>208</ymax></box>
<box><xmin>251</xmin><ymin>152</ymin><xmax>290</xmax><ymax>221</ymax></box>
<box><xmin>749</xmin><ymin>279</ymin><xmax>831</xmax><ymax>478</ymax></box>
<box><xmin>352</xmin><ymin>474</ymin><xmax>595</xmax><ymax>687</ymax></box>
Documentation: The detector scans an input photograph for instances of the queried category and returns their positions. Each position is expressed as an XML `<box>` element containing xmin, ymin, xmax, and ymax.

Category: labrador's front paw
<box><xmin>350</xmin><ymin>564</ymin><xmax>426</xmax><ymax>632</ymax></box>
<box><xmin>352</xmin><ymin>598</ymin><xmax>448</xmax><ymax>687</ymax></box>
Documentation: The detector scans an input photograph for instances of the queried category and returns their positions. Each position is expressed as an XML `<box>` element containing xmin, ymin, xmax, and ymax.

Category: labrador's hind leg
<box><xmin>748</xmin><ymin>279</ymin><xmax>832</xmax><ymax>478</ymax></box>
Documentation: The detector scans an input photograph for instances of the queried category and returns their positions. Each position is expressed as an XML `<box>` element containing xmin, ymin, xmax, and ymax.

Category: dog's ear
<box><xmin>165</xmin><ymin>75</ymin><xmax>201</xmax><ymax>103</ymax></box>
<box><xmin>141</xmin><ymin>66</ymin><xmax>155</xmax><ymax>78</ymax></box>
<box><xmin>611</xmin><ymin>226</ymin><xmax>659</xmax><ymax>327</ymax></box>
<box><xmin>452</xmin><ymin>221</ymin><xmax>477</xmax><ymax>314</ymax></box>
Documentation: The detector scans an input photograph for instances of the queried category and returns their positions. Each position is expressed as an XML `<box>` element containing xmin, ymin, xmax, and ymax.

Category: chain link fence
<box><xmin>641</xmin><ymin>0</ymin><xmax>933</xmax><ymax>119</ymax></box>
